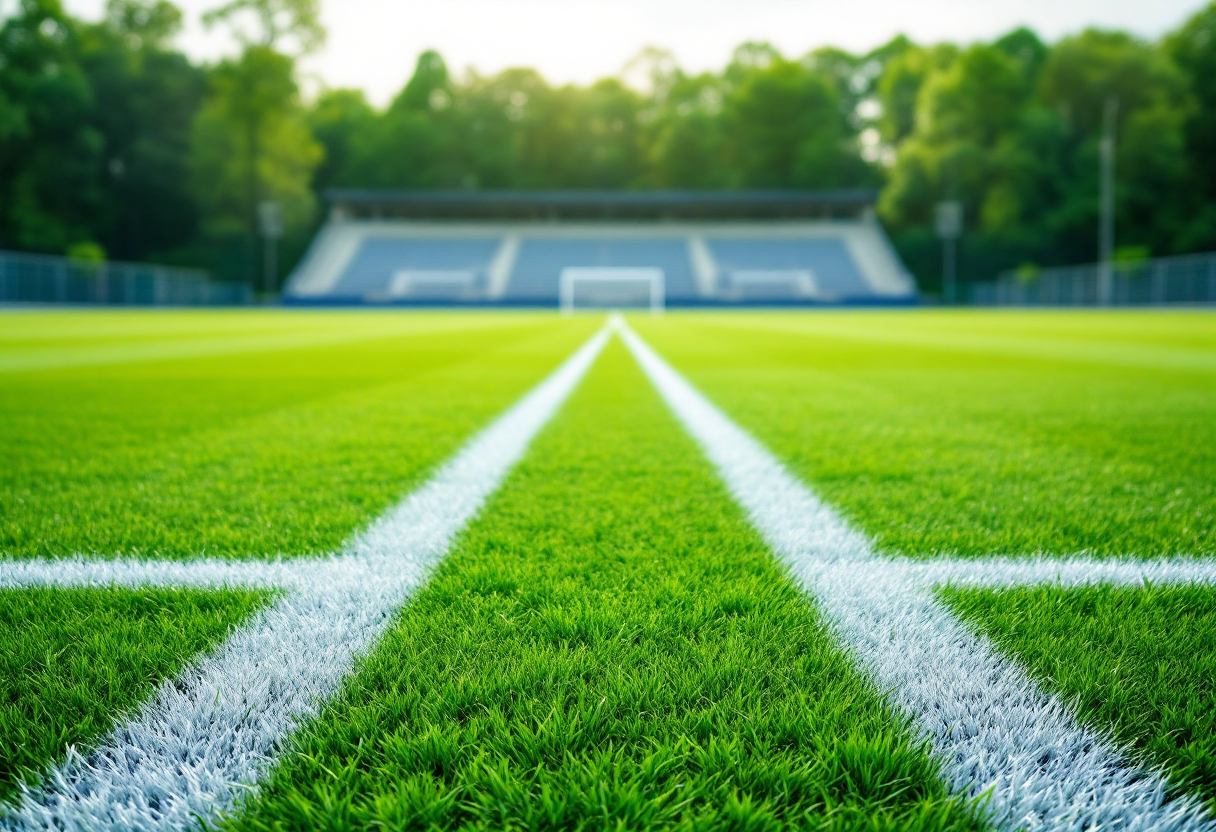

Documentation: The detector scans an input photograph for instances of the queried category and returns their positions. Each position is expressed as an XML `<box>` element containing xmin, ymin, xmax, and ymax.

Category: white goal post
<box><xmin>560</xmin><ymin>267</ymin><xmax>665</xmax><ymax>315</ymax></box>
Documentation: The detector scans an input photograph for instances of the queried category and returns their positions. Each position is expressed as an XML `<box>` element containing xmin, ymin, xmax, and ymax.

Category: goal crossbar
<box><xmin>560</xmin><ymin>267</ymin><xmax>665</xmax><ymax>315</ymax></box>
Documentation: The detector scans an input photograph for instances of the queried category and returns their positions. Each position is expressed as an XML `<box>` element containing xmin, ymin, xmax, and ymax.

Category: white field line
<box><xmin>616</xmin><ymin>318</ymin><xmax>1216</xmax><ymax>832</ymax></box>
<box><xmin>911</xmin><ymin>556</ymin><xmax>1216</xmax><ymax>591</ymax></box>
<box><xmin>0</xmin><ymin>326</ymin><xmax>610</xmax><ymax>832</ymax></box>
<box><xmin>0</xmin><ymin>556</ymin><xmax>306</xmax><ymax>591</ymax></box>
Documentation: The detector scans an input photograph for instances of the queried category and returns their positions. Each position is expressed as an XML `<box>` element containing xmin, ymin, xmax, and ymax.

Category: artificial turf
<box><xmin>631</xmin><ymin>311</ymin><xmax>1215</xmax><ymax>558</ymax></box>
<box><xmin>3</xmin><ymin>308</ymin><xmax>1214</xmax><ymax>827</ymax></box>
<box><xmin>227</xmin><ymin>342</ymin><xmax>981</xmax><ymax>832</ymax></box>
<box><xmin>0</xmin><ymin>585</ymin><xmax>270</xmax><ymax>804</ymax></box>
<box><xmin>942</xmin><ymin>583</ymin><xmax>1216</xmax><ymax>812</ymax></box>
<box><xmin>0</xmin><ymin>311</ymin><xmax>597</xmax><ymax>558</ymax></box>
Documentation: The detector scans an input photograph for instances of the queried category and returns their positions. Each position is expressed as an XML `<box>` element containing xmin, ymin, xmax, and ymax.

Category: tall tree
<box><xmin>82</xmin><ymin>0</ymin><xmax>206</xmax><ymax>261</ymax></box>
<box><xmin>1163</xmin><ymin>2</ymin><xmax>1216</xmax><ymax>251</ymax></box>
<box><xmin>189</xmin><ymin>46</ymin><xmax>321</xmax><ymax>284</ymax></box>
<box><xmin>0</xmin><ymin>0</ymin><xmax>101</xmax><ymax>254</ymax></box>
<box><xmin>725</xmin><ymin>56</ymin><xmax>869</xmax><ymax>188</ymax></box>
<box><xmin>306</xmin><ymin>88</ymin><xmax>375</xmax><ymax>194</ymax></box>
<box><xmin>195</xmin><ymin>0</ymin><xmax>324</xmax><ymax>287</ymax></box>
<box><xmin>342</xmin><ymin>51</ymin><xmax>461</xmax><ymax>188</ymax></box>
<box><xmin>879</xmin><ymin>41</ymin><xmax>1062</xmax><ymax>286</ymax></box>
<box><xmin>200</xmin><ymin>0</ymin><xmax>323</xmax><ymax>55</ymax></box>
<box><xmin>875</xmin><ymin>42</ymin><xmax>957</xmax><ymax>144</ymax></box>
<box><xmin>647</xmin><ymin>72</ymin><xmax>729</xmax><ymax>188</ymax></box>
<box><xmin>1039</xmin><ymin>29</ymin><xmax>1191</xmax><ymax>259</ymax></box>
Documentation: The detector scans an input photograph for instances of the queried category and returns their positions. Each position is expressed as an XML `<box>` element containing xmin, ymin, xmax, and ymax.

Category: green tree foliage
<box><xmin>726</xmin><ymin>57</ymin><xmax>868</xmax><ymax>188</ymax></box>
<box><xmin>82</xmin><ymin>1</ymin><xmax>206</xmax><ymax>261</ymax></box>
<box><xmin>326</xmin><ymin>43</ymin><xmax>870</xmax><ymax>192</ymax></box>
<box><xmin>876</xmin><ymin>42</ymin><xmax>957</xmax><ymax>143</ymax></box>
<box><xmin>1036</xmin><ymin>31</ymin><xmax>1190</xmax><ymax>261</ymax></box>
<box><xmin>1164</xmin><ymin>2</ymin><xmax>1216</xmax><ymax>250</ymax></box>
<box><xmin>0</xmin><ymin>0</ymin><xmax>204</xmax><ymax>259</ymax></box>
<box><xmin>190</xmin><ymin>47</ymin><xmax>319</xmax><ymax>234</ymax></box>
<box><xmin>337</xmin><ymin>51</ymin><xmax>461</xmax><ymax>188</ymax></box>
<box><xmin>0</xmin><ymin>1</ymin><xmax>102</xmax><ymax>254</ymax></box>
<box><xmin>200</xmin><ymin>0</ymin><xmax>323</xmax><ymax>54</ymax></box>
<box><xmin>186</xmin><ymin>45</ymin><xmax>320</xmax><ymax>287</ymax></box>
<box><xmin>306</xmin><ymin>88</ymin><xmax>374</xmax><ymax>194</ymax></box>
<box><xmin>877</xmin><ymin>26</ymin><xmax>1197</xmax><ymax>291</ymax></box>
<box><xmin>881</xmin><ymin>44</ymin><xmax>1041</xmax><ymax>237</ymax></box>
<box><xmin>647</xmin><ymin>72</ymin><xmax>729</xmax><ymax>188</ymax></box>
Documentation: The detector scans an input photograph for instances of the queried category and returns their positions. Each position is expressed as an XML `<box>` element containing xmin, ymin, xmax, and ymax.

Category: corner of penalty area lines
<box><xmin>610</xmin><ymin>320</ymin><xmax>1216</xmax><ymax>832</ymax></box>
<box><xmin>0</xmin><ymin>323</ymin><xmax>615</xmax><ymax>832</ymax></box>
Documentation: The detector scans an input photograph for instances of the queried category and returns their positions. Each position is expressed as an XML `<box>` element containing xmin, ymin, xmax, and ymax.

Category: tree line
<box><xmin>1</xmin><ymin>0</ymin><xmax>1213</xmax><ymax>292</ymax></box>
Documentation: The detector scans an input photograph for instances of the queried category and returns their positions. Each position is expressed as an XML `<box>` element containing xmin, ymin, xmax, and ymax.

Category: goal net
<box><xmin>560</xmin><ymin>268</ymin><xmax>665</xmax><ymax>314</ymax></box>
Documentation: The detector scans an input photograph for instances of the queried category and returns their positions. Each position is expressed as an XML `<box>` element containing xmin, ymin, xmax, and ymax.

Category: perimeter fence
<box><xmin>970</xmin><ymin>251</ymin><xmax>1216</xmax><ymax>306</ymax></box>
<box><xmin>0</xmin><ymin>250</ymin><xmax>251</xmax><ymax>306</ymax></box>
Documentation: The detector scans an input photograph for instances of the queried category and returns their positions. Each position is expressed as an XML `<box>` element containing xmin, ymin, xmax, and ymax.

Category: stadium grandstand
<box><xmin>283</xmin><ymin>190</ymin><xmax>917</xmax><ymax>307</ymax></box>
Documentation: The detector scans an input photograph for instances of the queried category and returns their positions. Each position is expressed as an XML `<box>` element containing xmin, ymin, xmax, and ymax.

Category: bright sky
<box><xmin>61</xmin><ymin>0</ymin><xmax>1204</xmax><ymax>106</ymax></box>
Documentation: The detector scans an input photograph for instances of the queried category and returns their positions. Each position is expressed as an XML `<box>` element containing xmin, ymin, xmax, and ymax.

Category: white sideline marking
<box><xmin>0</xmin><ymin>327</ymin><xmax>610</xmax><ymax>832</ymax></box>
<box><xmin>616</xmin><ymin>318</ymin><xmax>1216</xmax><ymax>832</ymax></box>
<box><xmin>0</xmin><ymin>556</ymin><xmax>304</xmax><ymax>591</ymax></box>
<box><xmin>915</xmin><ymin>556</ymin><xmax>1216</xmax><ymax>591</ymax></box>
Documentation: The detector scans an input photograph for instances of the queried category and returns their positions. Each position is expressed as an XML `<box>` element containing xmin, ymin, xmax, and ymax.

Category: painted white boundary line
<box><xmin>616</xmin><ymin>318</ymin><xmax>1216</xmax><ymax>832</ymax></box>
<box><xmin>0</xmin><ymin>556</ymin><xmax>304</xmax><ymax>591</ymax></box>
<box><xmin>913</xmin><ymin>556</ymin><xmax>1216</xmax><ymax>591</ymax></box>
<box><xmin>0</xmin><ymin>326</ymin><xmax>610</xmax><ymax>832</ymax></box>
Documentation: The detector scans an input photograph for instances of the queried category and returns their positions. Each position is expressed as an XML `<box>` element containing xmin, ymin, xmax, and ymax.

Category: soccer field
<box><xmin>1</xmin><ymin>309</ymin><xmax>1214</xmax><ymax>831</ymax></box>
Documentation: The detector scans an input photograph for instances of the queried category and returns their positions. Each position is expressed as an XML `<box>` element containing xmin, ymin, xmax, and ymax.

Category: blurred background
<box><xmin>0</xmin><ymin>0</ymin><xmax>1213</xmax><ymax>302</ymax></box>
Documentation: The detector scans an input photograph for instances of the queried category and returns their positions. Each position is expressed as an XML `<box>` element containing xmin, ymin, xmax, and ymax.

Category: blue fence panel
<box><xmin>0</xmin><ymin>250</ymin><xmax>249</xmax><ymax>306</ymax></box>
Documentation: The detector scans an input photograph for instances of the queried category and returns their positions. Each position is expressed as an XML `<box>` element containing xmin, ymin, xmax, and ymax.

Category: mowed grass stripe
<box><xmin>0</xmin><ymin>310</ymin><xmax>550</xmax><ymax>373</ymax></box>
<box><xmin>942</xmin><ymin>584</ymin><xmax>1216</xmax><ymax>813</ymax></box>
<box><xmin>0</xmin><ymin>586</ymin><xmax>270</xmax><ymax>805</ymax></box>
<box><xmin>1</xmin><ymin>313</ymin><xmax>598</xmax><ymax>558</ymax></box>
<box><xmin>693</xmin><ymin>311</ymin><xmax>1216</xmax><ymax>372</ymax></box>
<box><xmin>631</xmin><ymin>312</ymin><xmax>1215</xmax><ymax>557</ymax></box>
<box><xmin>229</xmin><ymin>341</ymin><xmax>980</xmax><ymax>831</ymax></box>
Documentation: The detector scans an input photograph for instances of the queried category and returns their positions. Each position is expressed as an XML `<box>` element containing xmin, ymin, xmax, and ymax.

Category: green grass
<box><xmin>1</xmin><ymin>311</ymin><xmax>597</xmax><ymax>558</ymax></box>
<box><xmin>0</xmin><ymin>585</ymin><xmax>270</xmax><ymax>803</ymax></box>
<box><xmin>631</xmin><ymin>311</ymin><xmax>1215</xmax><ymax>557</ymax></box>
<box><xmin>3</xmin><ymin>308</ymin><xmax>1215</xmax><ymax>827</ymax></box>
<box><xmin>229</xmin><ymin>343</ymin><xmax>981</xmax><ymax>832</ymax></box>
<box><xmin>0</xmin><ymin>310</ymin><xmax>556</xmax><ymax>373</ymax></box>
<box><xmin>941</xmin><ymin>584</ymin><xmax>1216</xmax><ymax>811</ymax></box>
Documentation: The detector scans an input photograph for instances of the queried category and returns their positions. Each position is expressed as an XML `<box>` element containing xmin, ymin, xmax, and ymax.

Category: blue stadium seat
<box><xmin>333</xmin><ymin>237</ymin><xmax>502</xmax><ymax>297</ymax></box>
<box><xmin>505</xmin><ymin>238</ymin><xmax>697</xmax><ymax>301</ymax></box>
<box><xmin>707</xmin><ymin>238</ymin><xmax>868</xmax><ymax>299</ymax></box>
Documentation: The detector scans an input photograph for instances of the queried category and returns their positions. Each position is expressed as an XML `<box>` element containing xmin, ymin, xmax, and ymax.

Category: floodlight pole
<box><xmin>257</xmin><ymin>200</ymin><xmax>284</xmax><ymax>296</ymax></box>
<box><xmin>1098</xmin><ymin>96</ymin><xmax>1118</xmax><ymax>307</ymax></box>
<box><xmin>934</xmin><ymin>200</ymin><xmax>963</xmax><ymax>305</ymax></box>
<box><xmin>263</xmin><ymin>237</ymin><xmax>277</xmax><ymax>295</ymax></box>
<box><xmin>943</xmin><ymin>237</ymin><xmax>957</xmax><ymax>305</ymax></box>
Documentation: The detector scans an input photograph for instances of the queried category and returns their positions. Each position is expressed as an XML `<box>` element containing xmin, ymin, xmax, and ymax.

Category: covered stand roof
<box><xmin>326</xmin><ymin>189</ymin><xmax>879</xmax><ymax>221</ymax></box>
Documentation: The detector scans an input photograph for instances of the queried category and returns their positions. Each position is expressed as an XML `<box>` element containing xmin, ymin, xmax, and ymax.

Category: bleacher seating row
<box><xmin>286</xmin><ymin>222</ymin><xmax>915</xmax><ymax>305</ymax></box>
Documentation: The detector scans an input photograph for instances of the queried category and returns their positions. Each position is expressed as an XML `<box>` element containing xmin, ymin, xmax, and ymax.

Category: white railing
<box><xmin>971</xmin><ymin>251</ymin><xmax>1216</xmax><ymax>306</ymax></box>
<box><xmin>0</xmin><ymin>250</ymin><xmax>252</xmax><ymax>306</ymax></box>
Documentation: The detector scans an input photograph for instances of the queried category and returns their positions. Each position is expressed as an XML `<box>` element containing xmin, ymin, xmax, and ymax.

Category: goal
<box><xmin>560</xmin><ymin>268</ymin><xmax>665</xmax><ymax>315</ymax></box>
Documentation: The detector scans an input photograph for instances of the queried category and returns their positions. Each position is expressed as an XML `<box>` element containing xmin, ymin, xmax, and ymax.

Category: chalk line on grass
<box><xmin>912</xmin><ymin>555</ymin><xmax>1216</xmax><ymax>591</ymax></box>
<box><xmin>0</xmin><ymin>327</ymin><xmax>609</xmax><ymax>832</ymax></box>
<box><xmin>0</xmin><ymin>556</ymin><xmax>305</xmax><ymax>591</ymax></box>
<box><xmin>617</xmin><ymin>317</ymin><xmax>1216</xmax><ymax>832</ymax></box>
